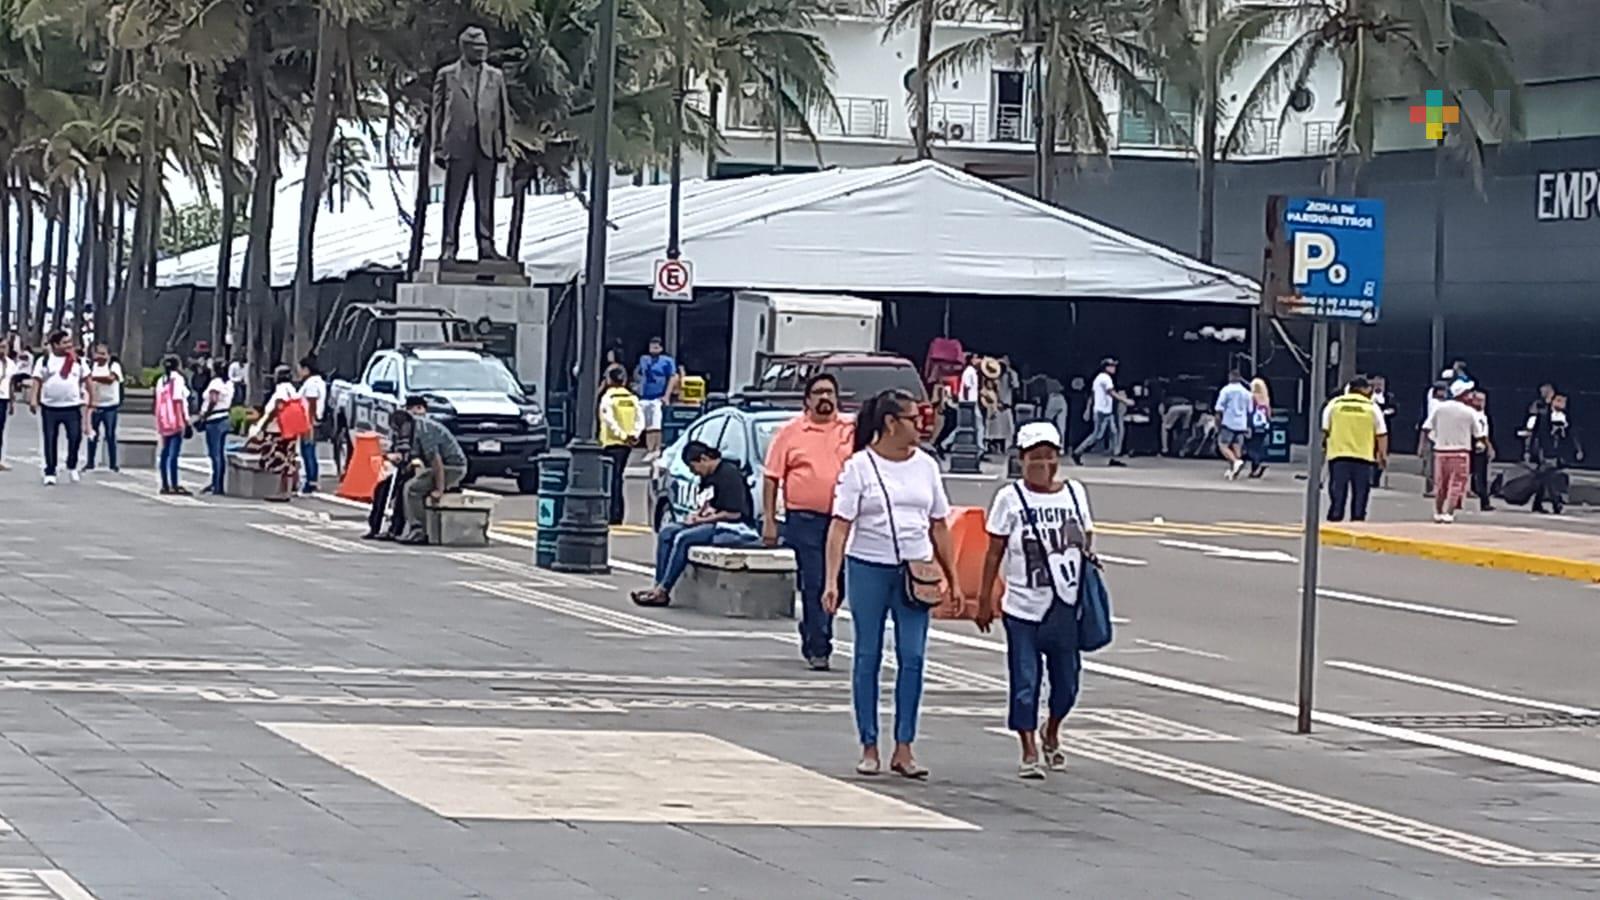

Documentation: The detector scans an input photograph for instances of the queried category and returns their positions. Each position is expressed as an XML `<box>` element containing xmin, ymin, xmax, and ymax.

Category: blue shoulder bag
<box><xmin>1012</xmin><ymin>481</ymin><xmax>1113</xmax><ymax>652</ymax></box>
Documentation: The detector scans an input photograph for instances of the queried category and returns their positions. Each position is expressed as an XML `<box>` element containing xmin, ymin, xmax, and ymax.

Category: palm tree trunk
<box><xmin>706</xmin><ymin>86</ymin><xmax>721</xmax><ymax>177</ymax></box>
<box><xmin>121</xmin><ymin>155</ymin><xmax>157</xmax><ymax>365</ymax></box>
<box><xmin>73</xmin><ymin>184</ymin><xmax>93</xmax><ymax>334</ymax></box>
<box><xmin>214</xmin><ymin>96</ymin><xmax>239</xmax><ymax>355</ymax></box>
<box><xmin>107</xmin><ymin>199</ymin><xmax>126</xmax><ymax>347</ymax></box>
<box><xmin>16</xmin><ymin>180</ymin><xmax>34</xmax><ymax>343</ymax></box>
<box><xmin>405</xmin><ymin>105</ymin><xmax>433</xmax><ymax>278</ymax></box>
<box><xmin>1196</xmin><ymin>64</ymin><xmax>1218</xmax><ymax>261</ymax></box>
<box><xmin>913</xmin><ymin>0</ymin><xmax>934</xmax><ymax>160</ymax></box>
<box><xmin>33</xmin><ymin>202</ymin><xmax>54</xmax><ymax>341</ymax></box>
<box><xmin>245</xmin><ymin>23</ymin><xmax>280</xmax><ymax>392</ymax></box>
<box><xmin>51</xmin><ymin>185</ymin><xmax>70</xmax><ymax>333</ymax></box>
<box><xmin>293</xmin><ymin>7</ymin><xmax>340</xmax><ymax>363</ymax></box>
<box><xmin>0</xmin><ymin>169</ymin><xmax>11</xmax><ymax>336</ymax></box>
<box><xmin>772</xmin><ymin>68</ymin><xmax>784</xmax><ymax>173</ymax></box>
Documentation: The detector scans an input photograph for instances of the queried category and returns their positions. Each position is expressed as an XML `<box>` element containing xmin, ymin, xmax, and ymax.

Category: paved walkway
<box><xmin>1322</xmin><ymin>521</ymin><xmax>1600</xmax><ymax>582</ymax></box>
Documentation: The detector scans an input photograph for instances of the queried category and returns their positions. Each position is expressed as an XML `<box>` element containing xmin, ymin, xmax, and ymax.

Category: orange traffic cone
<box><xmin>337</xmin><ymin>432</ymin><xmax>385</xmax><ymax>502</ymax></box>
<box><xmin>938</xmin><ymin>505</ymin><xmax>996</xmax><ymax>621</ymax></box>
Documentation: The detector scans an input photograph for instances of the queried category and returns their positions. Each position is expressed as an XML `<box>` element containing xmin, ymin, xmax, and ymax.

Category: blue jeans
<box><xmin>40</xmin><ymin>405</ymin><xmax>83</xmax><ymax>476</ymax></box>
<box><xmin>301</xmin><ymin>438</ymin><xmax>320</xmax><ymax>491</ymax></box>
<box><xmin>845</xmin><ymin>557</ymin><xmax>930</xmax><ymax>747</ymax></box>
<box><xmin>204</xmin><ymin>417</ymin><xmax>230</xmax><ymax>494</ymax></box>
<box><xmin>654</xmin><ymin>521</ymin><xmax>756</xmax><ymax>593</ymax></box>
<box><xmin>159</xmin><ymin>433</ymin><xmax>184</xmax><ymax>489</ymax></box>
<box><xmin>1003</xmin><ymin>600</ymin><xmax>1082</xmax><ymax>731</ymax></box>
<box><xmin>1075</xmin><ymin>411</ymin><xmax>1121</xmax><ymax>457</ymax></box>
<box><xmin>87</xmin><ymin>405</ymin><xmax>120</xmax><ymax>470</ymax></box>
<box><xmin>783</xmin><ymin>510</ymin><xmax>835</xmax><ymax>660</ymax></box>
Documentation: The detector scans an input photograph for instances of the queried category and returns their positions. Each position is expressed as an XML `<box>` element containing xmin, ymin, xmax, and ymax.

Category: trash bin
<box><xmin>534</xmin><ymin>451</ymin><xmax>615</xmax><ymax>570</ymax></box>
<box><xmin>1266</xmin><ymin>410</ymin><xmax>1292</xmax><ymax>464</ymax></box>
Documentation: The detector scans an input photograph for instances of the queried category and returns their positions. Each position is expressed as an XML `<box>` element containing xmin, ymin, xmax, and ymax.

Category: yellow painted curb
<box><xmin>1320</xmin><ymin>527</ymin><xmax>1600</xmax><ymax>583</ymax></box>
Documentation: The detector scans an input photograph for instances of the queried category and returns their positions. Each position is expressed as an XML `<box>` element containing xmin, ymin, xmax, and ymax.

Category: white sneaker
<box><xmin>1440</xmin><ymin>512</ymin><xmax>1455</xmax><ymax>524</ymax></box>
<box><xmin>42</xmin><ymin>474</ymin><xmax>56</xmax><ymax>486</ymax></box>
<box><xmin>68</xmin><ymin>470</ymin><xmax>81</xmax><ymax>484</ymax></box>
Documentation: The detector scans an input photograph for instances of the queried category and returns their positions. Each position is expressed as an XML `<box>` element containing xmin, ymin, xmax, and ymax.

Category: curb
<box><xmin>1320</xmin><ymin>526</ymin><xmax>1600</xmax><ymax>583</ymax></box>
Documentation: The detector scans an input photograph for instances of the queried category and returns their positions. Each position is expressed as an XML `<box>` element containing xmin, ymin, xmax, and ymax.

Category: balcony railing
<box><xmin>1239</xmin><ymin>117</ymin><xmax>1282</xmax><ymax>155</ymax></box>
<box><xmin>928</xmin><ymin>100</ymin><xmax>988</xmax><ymax>143</ymax></box>
<box><xmin>818</xmin><ymin>96</ymin><xmax>890</xmax><ymax>139</ymax></box>
<box><xmin>994</xmin><ymin>102</ymin><xmax>1030</xmax><ymax>142</ymax></box>
<box><xmin>817</xmin><ymin>0</ymin><xmax>886</xmax><ymax>17</ymax></box>
<box><xmin>1303</xmin><ymin>120</ymin><xmax>1338</xmax><ymax>155</ymax></box>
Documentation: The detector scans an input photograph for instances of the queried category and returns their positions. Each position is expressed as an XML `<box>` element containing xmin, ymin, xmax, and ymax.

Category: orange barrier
<box><xmin>934</xmin><ymin>505</ymin><xmax>997</xmax><ymax>621</ymax></box>
<box><xmin>336</xmin><ymin>432</ymin><xmax>385</xmax><ymax>502</ymax></box>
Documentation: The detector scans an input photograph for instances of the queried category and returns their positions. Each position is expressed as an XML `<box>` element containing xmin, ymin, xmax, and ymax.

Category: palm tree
<box><xmin>1211</xmin><ymin>0</ymin><xmax>1520</xmax><ymax>379</ymax></box>
<box><xmin>915</xmin><ymin>0</ymin><xmax>1169</xmax><ymax>198</ymax></box>
<box><xmin>883</xmin><ymin>0</ymin><xmax>950</xmax><ymax>160</ymax></box>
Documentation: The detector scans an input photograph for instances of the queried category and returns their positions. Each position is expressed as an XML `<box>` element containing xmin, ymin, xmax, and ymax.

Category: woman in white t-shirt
<box><xmin>0</xmin><ymin>340</ymin><xmax>18</xmax><ymax>471</ymax></box>
<box><xmin>198</xmin><ymin>359</ymin><xmax>236</xmax><ymax>495</ymax></box>
<box><xmin>976</xmin><ymin>421</ymin><xmax>1093</xmax><ymax>780</ymax></box>
<box><xmin>153</xmin><ymin>355</ymin><xmax>193</xmax><ymax>494</ymax></box>
<box><xmin>29</xmin><ymin>330</ymin><xmax>90</xmax><ymax>485</ymax></box>
<box><xmin>823</xmin><ymin>389</ymin><xmax>960</xmax><ymax>780</ymax></box>
<box><xmin>297</xmin><ymin>355</ymin><xmax>327</xmax><ymax>494</ymax></box>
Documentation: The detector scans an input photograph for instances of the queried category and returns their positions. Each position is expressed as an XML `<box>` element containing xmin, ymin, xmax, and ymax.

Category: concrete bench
<box><xmin>119</xmin><ymin>435</ymin><xmax>158</xmax><ymax>469</ymax></box>
<box><xmin>225</xmin><ymin>451</ymin><xmax>287</xmax><ymax>499</ymax></box>
<box><xmin>424</xmin><ymin>489</ymin><xmax>499</xmax><ymax>547</ymax></box>
<box><xmin>677</xmin><ymin>547</ymin><xmax>797</xmax><ymax>619</ymax></box>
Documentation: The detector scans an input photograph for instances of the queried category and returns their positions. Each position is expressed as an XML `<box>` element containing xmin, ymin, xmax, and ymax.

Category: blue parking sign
<box><xmin>1278</xmin><ymin>196</ymin><xmax>1385</xmax><ymax>323</ymax></box>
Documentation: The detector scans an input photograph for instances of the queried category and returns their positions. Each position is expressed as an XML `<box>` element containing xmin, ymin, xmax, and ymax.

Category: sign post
<box><xmin>1262</xmin><ymin>195</ymin><xmax>1385</xmax><ymax>734</ymax></box>
<box><xmin>652</xmin><ymin>257</ymin><xmax>694</xmax><ymax>303</ymax></box>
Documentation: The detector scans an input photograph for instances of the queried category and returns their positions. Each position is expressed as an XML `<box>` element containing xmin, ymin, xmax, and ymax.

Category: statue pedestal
<box><xmin>396</xmin><ymin>268</ymin><xmax>549</xmax><ymax>406</ymax></box>
<box><xmin>418</xmin><ymin>259</ymin><xmax>530</xmax><ymax>287</ymax></box>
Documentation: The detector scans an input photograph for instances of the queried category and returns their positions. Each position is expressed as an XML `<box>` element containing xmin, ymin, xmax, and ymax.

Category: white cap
<box><xmin>1016</xmin><ymin>421</ymin><xmax>1063</xmax><ymax>451</ymax></box>
<box><xmin>1450</xmin><ymin>380</ymin><xmax>1475</xmax><ymax>398</ymax></box>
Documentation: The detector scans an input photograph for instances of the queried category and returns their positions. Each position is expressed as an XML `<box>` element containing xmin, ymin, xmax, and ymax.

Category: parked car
<box><xmin>329</xmin><ymin>346</ymin><xmax>548</xmax><ymax>493</ymax></box>
<box><xmin>648</xmin><ymin>406</ymin><xmax>799</xmax><ymax>530</ymax></box>
<box><xmin>753</xmin><ymin>350</ymin><xmax>934</xmax><ymax>438</ymax></box>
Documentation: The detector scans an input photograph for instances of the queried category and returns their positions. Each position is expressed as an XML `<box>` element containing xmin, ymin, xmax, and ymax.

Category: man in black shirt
<box><xmin>632</xmin><ymin>441</ymin><xmax>756</xmax><ymax>606</ymax></box>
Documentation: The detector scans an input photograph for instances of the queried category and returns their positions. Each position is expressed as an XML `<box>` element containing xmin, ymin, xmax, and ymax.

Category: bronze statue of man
<box><xmin>432</xmin><ymin>26</ymin><xmax>511</xmax><ymax>262</ymax></box>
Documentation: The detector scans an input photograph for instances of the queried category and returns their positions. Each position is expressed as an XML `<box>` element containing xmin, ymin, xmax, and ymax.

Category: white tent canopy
<box><xmin>157</xmin><ymin>160</ymin><xmax>1258</xmax><ymax>306</ymax></box>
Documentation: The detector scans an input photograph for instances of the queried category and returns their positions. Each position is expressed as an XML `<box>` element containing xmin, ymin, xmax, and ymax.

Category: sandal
<box><xmin>855</xmin><ymin>757</ymin><xmax>881</xmax><ymax>777</ymax></box>
<box><xmin>1042</xmin><ymin>743</ymin><xmax>1067</xmax><ymax>771</ymax></box>
<box><xmin>631</xmin><ymin>589</ymin><xmax>669</xmax><ymax>607</ymax></box>
<box><xmin>890</xmin><ymin>760</ymin><xmax>930</xmax><ymax>781</ymax></box>
<box><xmin>1018</xmin><ymin>759</ymin><xmax>1046</xmax><ymax>780</ymax></box>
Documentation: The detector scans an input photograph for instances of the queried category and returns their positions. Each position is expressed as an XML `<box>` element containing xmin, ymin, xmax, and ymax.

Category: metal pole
<box><xmin>547</xmin><ymin>0</ymin><xmax>618</xmax><ymax>575</ymax></box>
<box><xmin>772</xmin><ymin>67</ymin><xmax>784</xmax><ymax>173</ymax></box>
<box><xmin>1296</xmin><ymin>319</ymin><xmax>1329</xmax><ymax>734</ymax></box>
<box><xmin>663</xmin><ymin>0</ymin><xmax>686</xmax><ymax>357</ymax></box>
<box><xmin>1429</xmin><ymin>140</ymin><xmax>1447</xmax><ymax>379</ymax></box>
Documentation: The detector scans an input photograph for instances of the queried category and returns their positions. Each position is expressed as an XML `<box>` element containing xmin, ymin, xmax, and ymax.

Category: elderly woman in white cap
<box><xmin>975</xmin><ymin>421</ymin><xmax>1093</xmax><ymax>779</ymax></box>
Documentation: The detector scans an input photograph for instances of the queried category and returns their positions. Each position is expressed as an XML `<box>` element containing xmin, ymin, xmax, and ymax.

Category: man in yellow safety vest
<box><xmin>599</xmin><ymin>365</ymin><xmax>643</xmax><ymax>525</ymax></box>
<box><xmin>1322</xmin><ymin>375</ymin><xmax>1389</xmax><ymax>522</ymax></box>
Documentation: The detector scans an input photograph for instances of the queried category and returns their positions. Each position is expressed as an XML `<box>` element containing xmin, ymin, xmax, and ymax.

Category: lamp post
<box><xmin>664</xmin><ymin>0</ymin><xmax>687</xmax><ymax>356</ymax></box>
<box><xmin>549</xmin><ymin>0</ymin><xmax>619</xmax><ymax>574</ymax></box>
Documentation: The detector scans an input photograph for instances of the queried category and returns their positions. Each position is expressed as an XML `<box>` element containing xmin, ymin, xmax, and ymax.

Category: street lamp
<box><xmin>548</xmin><ymin>0</ymin><xmax>619</xmax><ymax>574</ymax></box>
<box><xmin>664</xmin><ymin>0</ymin><xmax>687</xmax><ymax>357</ymax></box>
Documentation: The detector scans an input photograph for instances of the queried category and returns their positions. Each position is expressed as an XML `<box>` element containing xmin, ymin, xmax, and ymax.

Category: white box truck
<box><xmin>728</xmin><ymin>291</ymin><xmax>883</xmax><ymax>392</ymax></box>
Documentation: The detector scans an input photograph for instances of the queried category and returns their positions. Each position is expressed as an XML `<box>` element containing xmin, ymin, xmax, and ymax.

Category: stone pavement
<box><xmin>3</xmin><ymin>430</ymin><xmax>1600</xmax><ymax>895</ymax></box>
<box><xmin>1323</xmin><ymin>521</ymin><xmax>1600</xmax><ymax>583</ymax></box>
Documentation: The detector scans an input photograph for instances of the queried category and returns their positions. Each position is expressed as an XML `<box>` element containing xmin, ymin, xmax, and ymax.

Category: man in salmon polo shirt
<box><xmin>763</xmin><ymin>373</ymin><xmax>855</xmax><ymax>671</ymax></box>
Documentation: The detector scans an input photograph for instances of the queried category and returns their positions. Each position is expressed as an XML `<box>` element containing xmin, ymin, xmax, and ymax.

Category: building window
<box><xmin>1303</xmin><ymin>120</ymin><xmax>1337</xmax><ymax>155</ymax></box>
<box><xmin>1241</xmin><ymin>117</ymin><xmax>1282</xmax><ymax>155</ymax></box>
<box><xmin>429</xmin><ymin>184</ymin><xmax>443</xmax><ymax>204</ymax></box>
<box><xmin>1119</xmin><ymin>80</ymin><xmax>1194</xmax><ymax>148</ymax></box>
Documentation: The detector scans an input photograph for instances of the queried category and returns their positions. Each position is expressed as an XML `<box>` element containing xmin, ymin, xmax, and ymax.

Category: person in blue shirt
<box><xmin>1214</xmin><ymin>369</ymin><xmax>1254</xmax><ymax>480</ymax></box>
<box><xmin>634</xmin><ymin>336</ymin><xmax>679</xmax><ymax>460</ymax></box>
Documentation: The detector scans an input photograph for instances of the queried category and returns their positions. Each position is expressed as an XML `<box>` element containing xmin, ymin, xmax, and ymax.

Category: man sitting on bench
<box><xmin>364</xmin><ymin>395</ymin><xmax>428</xmax><ymax>541</ymax></box>
<box><xmin>393</xmin><ymin>407</ymin><xmax>468</xmax><ymax>545</ymax></box>
<box><xmin>632</xmin><ymin>441</ymin><xmax>756</xmax><ymax>607</ymax></box>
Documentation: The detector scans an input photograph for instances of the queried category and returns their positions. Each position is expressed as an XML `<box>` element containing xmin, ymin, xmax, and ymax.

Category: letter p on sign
<box><xmin>1292</xmin><ymin>232</ymin><xmax>1346</xmax><ymax>287</ymax></box>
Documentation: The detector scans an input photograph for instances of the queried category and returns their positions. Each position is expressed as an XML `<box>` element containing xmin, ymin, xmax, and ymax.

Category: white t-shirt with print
<box><xmin>90</xmin><ymin>361</ymin><xmax>124</xmax><ymax>407</ymax></box>
<box><xmin>833</xmin><ymin>448</ymin><xmax>951</xmax><ymax>566</ymax></box>
<box><xmin>31</xmin><ymin>354</ymin><xmax>87</xmax><ymax>408</ymax></box>
<box><xmin>1091</xmin><ymin>372</ymin><xmax>1115</xmax><ymax>415</ymax></box>
<box><xmin>300</xmin><ymin>374</ymin><xmax>328</xmax><ymax>421</ymax></box>
<box><xmin>1423</xmin><ymin>400</ymin><xmax>1486</xmax><ymax>452</ymax></box>
<box><xmin>985</xmin><ymin>480</ymin><xmax>1094</xmax><ymax>622</ymax></box>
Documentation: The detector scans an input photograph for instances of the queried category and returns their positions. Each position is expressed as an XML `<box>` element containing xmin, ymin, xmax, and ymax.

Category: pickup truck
<box><xmin>329</xmin><ymin>346</ymin><xmax>549</xmax><ymax>493</ymax></box>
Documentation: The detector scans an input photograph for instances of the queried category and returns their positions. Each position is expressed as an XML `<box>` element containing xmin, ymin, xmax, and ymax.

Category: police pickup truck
<box><xmin>329</xmin><ymin>346</ymin><xmax>548</xmax><ymax>493</ymax></box>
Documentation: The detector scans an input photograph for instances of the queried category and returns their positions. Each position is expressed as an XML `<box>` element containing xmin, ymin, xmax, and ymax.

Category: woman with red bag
<box><xmin>153</xmin><ymin>355</ymin><xmax>192</xmax><ymax>495</ymax></box>
<box><xmin>245</xmin><ymin>365</ymin><xmax>306</xmax><ymax>502</ymax></box>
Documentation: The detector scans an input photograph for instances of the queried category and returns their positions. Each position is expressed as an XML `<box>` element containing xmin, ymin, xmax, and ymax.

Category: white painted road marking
<box><xmin>1157</xmin><ymin>539</ymin><xmax>1297</xmax><ymax>563</ymax></box>
<box><xmin>1094</xmin><ymin>553</ymin><xmax>1150</xmax><ymax>567</ymax></box>
<box><xmin>461</xmin><ymin>581</ymin><xmax>689</xmax><ymax>637</ymax></box>
<box><xmin>263</xmin><ymin>724</ymin><xmax>978</xmax><ymax>830</ymax></box>
<box><xmin>249</xmin><ymin>523</ymin><xmax>390</xmax><ymax>555</ymax></box>
<box><xmin>1</xmin><ymin>870</ymin><xmax>96</xmax><ymax>900</ymax></box>
<box><xmin>1134</xmin><ymin>638</ymin><xmax>1229</xmax><ymax>661</ymax></box>
<box><xmin>1325</xmin><ymin>660</ymin><xmax>1599</xmax><ymax>716</ymax></box>
<box><xmin>1318</xmin><ymin>588</ymin><xmax>1517</xmax><ymax>626</ymax></box>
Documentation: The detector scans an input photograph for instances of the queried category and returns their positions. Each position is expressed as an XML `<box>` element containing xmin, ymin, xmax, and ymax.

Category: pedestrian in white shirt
<box><xmin>0</xmin><ymin>342</ymin><xmax>18</xmax><ymax>471</ymax></box>
<box><xmin>227</xmin><ymin>355</ymin><xmax>247</xmax><ymax>401</ymax></box>
<box><xmin>956</xmin><ymin>355</ymin><xmax>985</xmax><ymax>451</ymax></box>
<box><xmin>976</xmin><ymin>422</ymin><xmax>1092</xmax><ymax>780</ymax></box>
<box><xmin>1214</xmin><ymin>369</ymin><xmax>1254</xmax><ymax>479</ymax></box>
<box><xmin>297</xmin><ymin>355</ymin><xmax>327</xmax><ymax>494</ymax></box>
<box><xmin>153</xmin><ymin>355</ymin><xmax>193</xmax><ymax>494</ymax></box>
<box><xmin>198</xmin><ymin>360</ymin><xmax>236</xmax><ymax>495</ymax></box>
<box><xmin>84</xmin><ymin>342</ymin><xmax>124</xmax><ymax>472</ymax></box>
<box><xmin>1072</xmin><ymin>358</ymin><xmax>1128</xmax><ymax>467</ymax></box>
<box><xmin>29</xmin><ymin>329</ymin><xmax>89</xmax><ymax>485</ymax></box>
<box><xmin>824</xmin><ymin>389</ymin><xmax>961</xmax><ymax>780</ymax></box>
<box><xmin>1421</xmin><ymin>381</ymin><xmax>1486</xmax><ymax>523</ymax></box>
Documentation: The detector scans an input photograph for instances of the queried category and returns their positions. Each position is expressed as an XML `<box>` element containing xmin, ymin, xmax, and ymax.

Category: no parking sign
<box><xmin>652</xmin><ymin>258</ymin><xmax>694</xmax><ymax>302</ymax></box>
